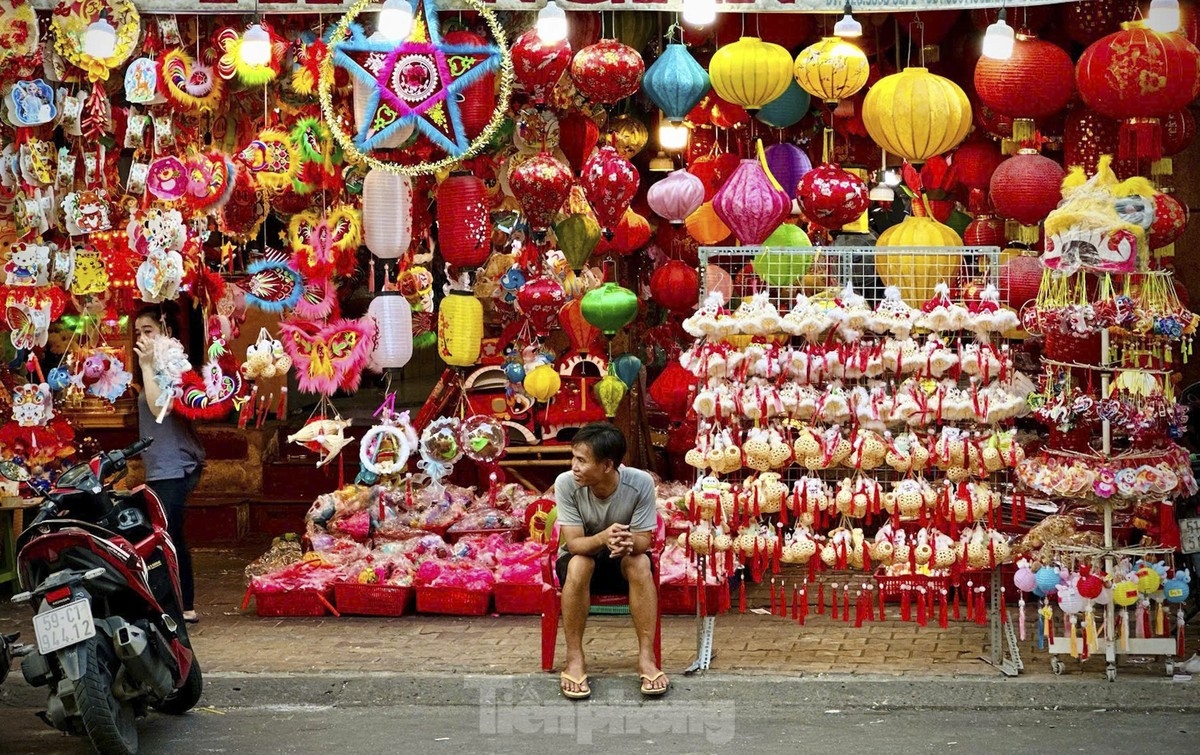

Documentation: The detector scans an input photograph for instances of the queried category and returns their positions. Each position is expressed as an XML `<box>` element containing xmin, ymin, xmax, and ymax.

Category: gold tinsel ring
<box><xmin>317</xmin><ymin>0</ymin><xmax>513</xmax><ymax>177</ymax></box>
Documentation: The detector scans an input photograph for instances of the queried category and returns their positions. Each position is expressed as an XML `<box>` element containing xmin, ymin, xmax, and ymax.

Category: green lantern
<box><xmin>594</xmin><ymin>374</ymin><xmax>628</xmax><ymax>418</ymax></box>
<box><xmin>753</xmin><ymin>224</ymin><xmax>816</xmax><ymax>286</ymax></box>
<box><xmin>554</xmin><ymin>214</ymin><xmax>601</xmax><ymax>271</ymax></box>
<box><xmin>581</xmin><ymin>282</ymin><xmax>638</xmax><ymax>335</ymax></box>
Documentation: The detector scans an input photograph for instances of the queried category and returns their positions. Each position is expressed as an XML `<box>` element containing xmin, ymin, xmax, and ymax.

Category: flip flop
<box><xmin>560</xmin><ymin>672</ymin><xmax>591</xmax><ymax>700</ymax></box>
<box><xmin>639</xmin><ymin>671</ymin><xmax>669</xmax><ymax>697</ymax></box>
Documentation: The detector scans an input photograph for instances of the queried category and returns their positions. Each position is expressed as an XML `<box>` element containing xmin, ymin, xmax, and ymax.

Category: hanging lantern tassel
<box><xmin>818</xmin><ymin>582</ymin><xmax>826</xmax><ymax>615</ymax></box>
<box><xmin>916</xmin><ymin>588</ymin><xmax>928</xmax><ymax>626</ymax></box>
<box><xmin>954</xmin><ymin>585</ymin><xmax>961</xmax><ymax>621</ymax></box>
<box><xmin>1136</xmin><ymin>602</ymin><xmax>1148</xmax><ymax>639</ymax></box>
<box><xmin>900</xmin><ymin>586</ymin><xmax>911</xmax><ymax>622</ymax></box>
<box><xmin>999</xmin><ymin>588</ymin><xmax>1008</xmax><ymax>623</ymax></box>
<box><xmin>798</xmin><ymin>588</ymin><xmax>808</xmax><ymax>625</ymax></box>
<box><xmin>779</xmin><ymin>581</ymin><xmax>789</xmax><ymax>617</ymax></box>
<box><xmin>1085</xmin><ymin>606</ymin><xmax>1099</xmax><ymax>651</ymax></box>
<box><xmin>770</xmin><ymin>579</ymin><xmax>777</xmax><ymax>614</ymax></box>
<box><xmin>1119</xmin><ymin>117</ymin><xmax>1163</xmax><ymax>163</ymax></box>
<box><xmin>854</xmin><ymin>591</ymin><xmax>865</xmax><ymax>628</ymax></box>
<box><xmin>976</xmin><ymin>587</ymin><xmax>988</xmax><ymax>626</ymax></box>
<box><xmin>1018</xmin><ymin>598</ymin><xmax>1026</xmax><ymax>642</ymax></box>
<box><xmin>1155</xmin><ymin>600</ymin><xmax>1165</xmax><ymax>637</ymax></box>
<box><xmin>939</xmin><ymin>589</ymin><xmax>949</xmax><ymax>629</ymax></box>
<box><xmin>1121</xmin><ymin>608</ymin><xmax>1130</xmax><ymax>652</ymax></box>
<box><xmin>792</xmin><ymin>585</ymin><xmax>800</xmax><ymax>621</ymax></box>
<box><xmin>1068</xmin><ymin>614</ymin><xmax>1079</xmax><ymax>658</ymax></box>
<box><xmin>1040</xmin><ymin>603</ymin><xmax>1054</xmax><ymax>644</ymax></box>
<box><xmin>843</xmin><ymin>587</ymin><xmax>851</xmax><ymax>624</ymax></box>
<box><xmin>739</xmin><ymin>570</ymin><xmax>747</xmax><ymax>614</ymax></box>
<box><xmin>1177</xmin><ymin>607</ymin><xmax>1187</xmax><ymax>659</ymax></box>
<box><xmin>830</xmin><ymin>583</ymin><xmax>839</xmax><ymax>620</ymax></box>
<box><xmin>878</xmin><ymin>584</ymin><xmax>886</xmax><ymax>622</ymax></box>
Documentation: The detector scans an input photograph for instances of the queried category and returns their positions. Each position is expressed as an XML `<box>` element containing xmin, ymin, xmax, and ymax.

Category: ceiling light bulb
<box><xmin>240</xmin><ymin>24</ymin><xmax>272</xmax><ymax>67</ymax></box>
<box><xmin>536</xmin><ymin>1</ymin><xmax>568</xmax><ymax>44</ymax></box>
<box><xmin>83</xmin><ymin>15</ymin><xmax>117</xmax><ymax>59</ymax></box>
<box><xmin>1148</xmin><ymin>0</ymin><xmax>1181</xmax><ymax>33</ymax></box>
<box><xmin>982</xmin><ymin>10</ymin><xmax>1015</xmax><ymax>60</ymax></box>
<box><xmin>659</xmin><ymin>122</ymin><xmax>689</xmax><ymax>151</ymax></box>
<box><xmin>834</xmin><ymin>3</ymin><xmax>862</xmax><ymax>38</ymax></box>
<box><xmin>378</xmin><ymin>0</ymin><xmax>415</xmax><ymax>42</ymax></box>
<box><xmin>882</xmin><ymin>169</ymin><xmax>902</xmax><ymax>187</ymax></box>
<box><xmin>682</xmin><ymin>0</ymin><xmax>718</xmax><ymax>28</ymax></box>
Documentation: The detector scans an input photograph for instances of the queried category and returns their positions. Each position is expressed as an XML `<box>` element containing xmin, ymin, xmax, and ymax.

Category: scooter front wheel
<box><xmin>74</xmin><ymin>636</ymin><xmax>139</xmax><ymax>755</ymax></box>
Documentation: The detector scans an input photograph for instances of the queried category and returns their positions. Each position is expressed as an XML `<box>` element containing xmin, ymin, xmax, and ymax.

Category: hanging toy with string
<box><xmin>417</xmin><ymin>416</ymin><xmax>463</xmax><ymax>492</ymax></box>
<box><xmin>358</xmin><ymin>394</ymin><xmax>419</xmax><ymax>483</ymax></box>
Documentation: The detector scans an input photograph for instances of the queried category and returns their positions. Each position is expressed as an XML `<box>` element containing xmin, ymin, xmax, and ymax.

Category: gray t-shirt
<box><xmin>554</xmin><ymin>466</ymin><xmax>656</xmax><ymax>557</ymax></box>
<box><xmin>138</xmin><ymin>393</ymin><xmax>206</xmax><ymax>481</ymax></box>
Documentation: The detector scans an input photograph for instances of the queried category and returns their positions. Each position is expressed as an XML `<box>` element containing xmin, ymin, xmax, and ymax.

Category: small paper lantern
<box><xmin>594</xmin><ymin>373</ymin><xmax>627</xmax><ymax>418</ymax></box>
<box><xmin>974</xmin><ymin>35</ymin><xmax>1075</xmax><ymax>125</ymax></box>
<box><xmin>793</xmin><ymin>37</ymin><xmax>870</xmax><ymax>104</ymax></box>
<box><xmin>685</xmin><ymin>202</ymin><xmax>732</xmax><ymax>245</ymax></box>
<box><xmin>1013</xmin><ymin>567</ymin><xmax>1037</xmax><ymax>593</ymax></box>
<box><xmin>517</xmin><ymin>277</ymin><xmax>568</xmax><ymax>337</ymax></box>
<box><xmin>558</xmin><ymin>111</ymin><xmax>600</xmax><ymax>174</ymax></box>
<box><xmin>648</xmin><ymin>361</ymin><xmax>696</xmax><ymax>422</ymax></box>
<box><xmin>554</xmin><ymin>213</ymin><xmax>601</xmax><ymax>270</ymax></box>
<box><xmin>559</xmin><ymin>298</ymin><xmax>601</xmax><ymax>354</ymax></box>
<box><xmin>764</xmin><ymin>143</ymin><xmax>812</xmax><ymax>197</ymax></box>
<box><xmin>523</xmin><ymin>363</ymin><xmax>562</xmax><ymax>402</ymax></box>
<box><xmin>1000</xmin><ymin>251</ymin><xmax>1043</xmax><ymax>310</ymax></box>
<box><xmin>795</xmin><ymin>163</ymin><xmax>868</xmax><ymax>230</ymax></box>
<box><xmin>712</xmin><ymin>159</ymin><xmax>791</xmax><ymax>245</ymax></box>
<box><xmin>752</xmin><ymin>224</ymin><xmax>814</xmax><ymax>286</ymax></box>
<box><xmin>367</xmin><ymin>292</ymin><xmax>413</xmax><ymax>370</ymax></box>
<box><xmin>582</xmin><ymin>146</ymin><xmax>639</xmax><ymax>235</ymax></box>
<box><xmin>581</xmin><ymin>281</ymin><xmax>638</xmax><ymax>335</ymax></box>
<box><xmin>611</xmin><ymin>353</ymin><xmax>643</xmax><ymax>388</ymax></box>
<box><xmin>756</xmin><ymin>79</ymin><xmax>811</xmax><ymax>129</ymax></box>
<box><xmin>512</xmin><ymin>29</ymin><xmax>572</xmax><ymax>104</ymax></box>
<box><xmin>963</xmin><ymin>214</ymin><xmax>1005</xmax><ymax>247</ymax></box>
<box><xmin>1164</xmin><ymin>578</ymin><xmax>1190</xmax><ymax>604</ymax></box>
<box><xmin>508</xmin><ymin>152</ymin><xmax>573</xmax><ymax>232</ymax></box>
<box><xmin>642</xmin><ymin>43</ymin><xmax>711</xmax><ymax>122</ymax></box>
<box><xmin>990</xmin><ymin>150</ymin><xmax>1066</xmax><ymax>227</ymax></box>
<box><xmin>571</xmin><ymin>39</ymin><xmax>645</xmax><ymax>105</ymax></box>
<box><xmin>437</xmin><ymin>171</ymin><xmax>491</xmax><ymax>269</ymax></box>
<box><xmin>437</xmin><ymin>291</ymin><xmax>483</xmax><ymax>367</ymax></box>
<box><xmin>953</xmin><ymin>139</ymin><xmax>1005</xmax><ymax>193</ymax></box>
<box><xmin>1057</xmin><ymin>587</ymin><xmax>1085</xmax><ymax>615</ymax></box>
<box><xmin>650</xmin><ymin>259</ymin><xmax>700</xmax><ymax>314</ymax></box>
<box><xmin>862</xmin><ymin>67</ymin><xmax>972</xmax><ymax>164</ymax></box>
<box><xmin>1150</xmin><ymin>192</ymin><xmax>1188</xmax><ymax>249</ymax></box>
<box><xmin>1111</xmin><ymin>580</ymin><xmax>1140</xmax><ymax>607</ymax></box>
<box><xmin>1136</xmin><ymin>565</ymin><xmax>1162</xmax><ymax>594</ymax></box>
<box><xmin>647</xmin><ymin>169</ymin><xmax>706</xmax><ymax>225</ymax></box>
<box><xmin>1077</xmin><ymin>570</ymin><xmax>1105</xmax><ymax>599</ymax></box>
<box><xmin>1162</xmin><ymin>109</ymin><xmax>1196</xmax><ymax>156</ymax></box>
<box><xmin>362</xmin><ymin>170</ymin><xmax>413</xmax><ymax>259</ymax></box>
<box><xmin>1035</xmin><ymin>566</ymin><xmax>1062</xmax><ymax>593</ymax></box>
<box><xmin>709</xmin><ymin>37</ymin><xmax>794</xmax><ymax>111</ymax></box>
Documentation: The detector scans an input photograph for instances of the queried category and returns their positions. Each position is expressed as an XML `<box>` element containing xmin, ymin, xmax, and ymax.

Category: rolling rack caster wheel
<box><xmin>1165</xmin><ymin>659</ymin><xmax>1175</xmax><ymax>677</ymax></box>
<box><xmin>1105</xmin><ymin>664</ymin><xmax>1117</xmax><ymax>682</ymax></box>
<box><xmin>1050</xmin><ymin>657</ymin><xmax>1064</xmax><ymax>675</ymax></box>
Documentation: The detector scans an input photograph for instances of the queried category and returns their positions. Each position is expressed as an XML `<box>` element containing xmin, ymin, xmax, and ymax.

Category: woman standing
<box><xmin>132</xmin><ymin>304</ymin><xmax>206</xmax><ymax>623</ymax></box>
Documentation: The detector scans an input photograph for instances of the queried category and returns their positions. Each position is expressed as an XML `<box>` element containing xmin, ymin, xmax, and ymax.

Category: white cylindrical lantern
<box><xmin>363</xmin><ymin>169</ymin><xmax>413</xmax><ymax>259</ymax></box>
<box><xmin>367</xmin><ymin>291</ymin><xmax>414</xmax><ymax>370</ymax></box>
<box><xmin>353</xmin><ymin>74</ymin><xmax>415</xmax><ymax>149</ymax></box>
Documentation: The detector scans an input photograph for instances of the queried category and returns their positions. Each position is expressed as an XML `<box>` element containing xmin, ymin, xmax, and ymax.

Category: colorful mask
<box><xmin>287</xmin><ymin>205</ymin><xmax>361</xmax><ymax>279</ymax></box>
<box><xmin>11</xmin><ymin>382</ymin><xmax>52</xmax><ymax>427</ymax></box>
<box><xmin>280</xmin><ymin>316</ymin><xmax>376</xmax><ymax>396</ymax></box>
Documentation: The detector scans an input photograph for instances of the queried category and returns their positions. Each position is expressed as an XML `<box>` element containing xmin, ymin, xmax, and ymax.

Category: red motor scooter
<box><xmin>4</xmin><ymin>438</ymin><xmax>202</xmax><ymax>755</ymax></box>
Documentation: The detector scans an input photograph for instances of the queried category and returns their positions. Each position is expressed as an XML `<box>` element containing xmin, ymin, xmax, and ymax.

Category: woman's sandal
<box><xmin>639</xmin><ymin>671</ymin><xmax>669</xmax><ymax>696</ymax></box>
<box><xmin>560</xmin><ymin>672</ymin><xmax>591</xmax><ymax>700</ymax></box>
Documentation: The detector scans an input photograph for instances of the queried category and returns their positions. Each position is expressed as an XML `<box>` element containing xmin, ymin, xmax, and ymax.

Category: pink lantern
<box><xmin>647</xmin><ymin>169</ymin><xmax>705</xmax><ymax>225</ymax></box>
<box><xmin>508</xmin><ymin>152</ymin><xmax>574</xmax><ymax>232</ymax></box>
<box><xmin>712</xmin><ymin>159</ymin><xmax>791</xmax><ymax>245</ymax></box>
<box><xmin>582</xmin><ymin>145</ymin><xmax>639</xmax><ymax>237</ymax></box>
<box><xmin>517</xmin><ymin>276</ymin><xmax>568</xmax><ymax>337</ymax></box>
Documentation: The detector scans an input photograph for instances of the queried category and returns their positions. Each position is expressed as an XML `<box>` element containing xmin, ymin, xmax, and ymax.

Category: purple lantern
<box><xmin>712</xmin><ymin>159</ymin><xmax>791</xmax><ymax>245</ymax></box>
<box><xmin>647</xmin><ymin>169</ymin><xmax>706</xmax><ymax>225</ymax></box>
<box><xmin>765</xmin><ymin>143</ymin><xmax>812</xmax><ymax>200</ymax></box>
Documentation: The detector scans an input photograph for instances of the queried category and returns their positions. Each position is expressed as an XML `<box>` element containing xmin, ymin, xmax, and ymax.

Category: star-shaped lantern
<box><xmin>331</xmin><ymin>0</ymin><xmax>504</xmax><ymax>157</ymax></box>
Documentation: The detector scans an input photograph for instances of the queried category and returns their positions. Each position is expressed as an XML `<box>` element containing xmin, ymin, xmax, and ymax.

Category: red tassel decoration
<box><xmin>770</xmin><ymin>579</ymin><xmax>778</xmax><ymax>614</ymax></box>
<box><xmin>865</xmin><ymin>586</ymin><xmax>875</xmax><ymax>622</ymax></box>
<box><xmin>792</xmin><ymin>586</ymin><xmax>800</xmax><ymax>621</ymax></box>
<box><xmin>739</xmin><ymin>573</ymin><xmax>747</xmax><ymax>614</ymax></box>
<box><xmin>843</xmin><ymin>588</ymin><xmax>851</xmax><ymax>623</ymax></box>
<box><xmin>939</xmin><ymin>590</ymin><xmax>949</xmax><ymax>629</ymax></box>
<box><xmin>798</xmin><ymin>589</ymin><xmax>808</xmax><ymax>625</ymax></box>
<box><xmin>780</xmin><ymin>583</ymin><xmax>789</xmax><ymax>617</ymax></box>
<box><xmin>916</xmin><ymin>589</ymin><xmax>928</xmax><ymax>626</ymax></box>
<box><xmin>818</xmin><ymin>582</ymin><xmax>825</xmax><ymax>615</ymax></box>
<box><xmin>725</xmin><ymin>548</ymin><xmax>734</xmax><ymax>576</ymax></box>
<box><xmin>999</xmin><ymin>588</ymin><xmax>1008</xmax><ymax>623</ymax></box>
<box><xmin>976</xmin><ymin>588</ymin><xmax>988</xmax><ymax>625</ymax></box>
<box><xmin>831</xmin><ymin>583</ymin><xmax>839</xmax><ymax>619</ymax></box>
<box><xmin>954</xmin><ymin>586</ymin><xmax>961</xmax><ymax>621</ymax></box>
<box><xmin>878</xmin><ymin>586</ymin><xmax>886</xmax><ymax>621</ymax></box>
<box><xmin>854</xmin><ymin>591</ymin><xmax>865</xmax><ymax>628</ymax></box>
<box><xmin>901</xmin><ymin>587</ymin><xmax>911</xmax><ymax>622</ymax></box>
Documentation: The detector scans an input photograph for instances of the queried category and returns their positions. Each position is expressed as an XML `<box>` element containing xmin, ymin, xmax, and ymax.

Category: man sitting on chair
<box><xmin>554</xmin><ymin>422</ymin><xmax>668</xmax><ymax>700</ymax></box>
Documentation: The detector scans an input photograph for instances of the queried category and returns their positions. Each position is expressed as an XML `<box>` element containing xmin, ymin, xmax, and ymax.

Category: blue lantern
<box><xmin>612</xmin><ymin>354</ymin><xmax>643</xmax><ymax>389</ymax></box>
<box><xmin>1035</xmin><ymin>567</ymin><xmax>1061</xmax><ymax>594</ymax></box>
<box><xmin>756</xmin><ymin>79</ymin><xmax>811</xmax><ymax>129</ymax></box>
<box><xmin>642</xmin><ymin>43</ymin><xmax>711</xmax><ymax>122</ymax></box>
<box><xmin>47</xmin><ymin>367</ymin><xmax>71</xmax><ymax>392</ymax></box>
<box><xmin>1163</xmin><ymin>577</ymin><xmax>1190</xmax><ymax>604</ymax></box>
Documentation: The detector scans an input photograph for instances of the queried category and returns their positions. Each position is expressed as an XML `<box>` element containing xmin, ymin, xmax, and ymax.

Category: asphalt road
<box><xmin>1</xmin><ymin>702</ymin><xmax>1197</xmax><ymax>754</ymax></box>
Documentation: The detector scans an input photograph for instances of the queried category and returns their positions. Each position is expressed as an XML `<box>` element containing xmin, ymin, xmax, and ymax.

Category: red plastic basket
<box><xmin>659</xmin><ymin>582</ymin><xmax>731</xmax><ymax>616</ymax></box>
<box><xmin>250</xmin><ymin>588</ymin><xmax>338</xmax><ymax>618</ymax></box>
<box><xmin>1044</xmin><ymin>330</ymin><xmax>1101</xmax><ymax>365</ymax></box>
<box><xmin>333</xmin><ymin>583</ymin><xmax>413</xmax><ymax>617</ymax></box>
<box><xmin>415</xmin><ymin>586</ymin><xmax>493</xmax><ymax>615</ymax></box>
<box><xmin>874</xmin><ymin>572</ymin><xmax>951</xmax><ymax>603</ymax></box>
<box><xmin>493</xmin><ymin>583</ymin><xmax>544</xmax><ymax>615</ymax></box>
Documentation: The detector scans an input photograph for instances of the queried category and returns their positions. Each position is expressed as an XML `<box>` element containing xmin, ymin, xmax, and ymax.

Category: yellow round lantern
<box><xmin>1112</xmin><ymin>580</ymin><xmax>1141</xmax><ymax>607</ymax></box>
<box><xmin>606</xmin><ymin>114</ymin><xmax>649</xmax><ymax>160</ymax></box>
<box><xmin>1136</xmin><ymin>566</ymin><xmax>1162</xmax><ymax>594</ymax></box>
<box><xmin>437</xmin><ymin>290</ymin><xmax>484</xmax><ymax>367</ymax></box>
<box><xmin>594</xmin><ymin>374</ymin><xmax>627</xmax><ymax>418</ymax></box>
<box><xmin>876</xmin><ymin>213</ymin><xmax>963</xmax><ymax>305</ymax></box>
<box><xmin>709</xmin><ymin>37</ymin><xmax>794</xmax><ymax>111</ymax></box>
<box><xmin>523</xmin><ymin>363</ymin><xmax>562</xmax><ymax>402</ymax></box>
<box><xmin>793</xmin><ymin>37</ymin><xmax>870</xmax><ymax>104</ymax></box>
<box><xmin>862</xmin><ymin>67</ymin><xmax>972</xmax><ymax>164</ymax></box>
<box><xmin>686</xmin><ymin>202</ymin><xmax>732</xmax><ymax>245</ymax></box>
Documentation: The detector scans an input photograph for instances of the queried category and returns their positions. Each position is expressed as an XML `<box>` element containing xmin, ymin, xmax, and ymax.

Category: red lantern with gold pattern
<box><xmin>1076</xmin><ymin>24</ymin><xmax>1200</xmax><ymax>161</ymax></box>
<box><xmin>517</xmin><ymin>276</ymin><xmax>568</xmax><ymax>337</ymax></box>
<box><xmin>1150</xmin><ymin>192</ymin><xmax>1189</xmax><ymax>249</ymax></box>
<box><xmin>651</xmin><ymin>259</ymin><xmax>700</xmax><ymax>315</ymax></box>
<box><xmin>570</xmin><ymin>40</ymin><xmax>645</xmax><ymax>105</ymax></box>
<box><xmin>582</xmin><ymin>146</ymin><xmax>639</xmax><ymax>236</ymax></box>
<box><xmin>974</xmin><ymin>35</ymin><xmax>1075</xmax><ymax>132</ymax></box>
<box><xmin>1162</xmin><ymin>109</ymin><xmax>1196</xmax><ymax>156</ymax></box>
<box><xmin>990</xmin><ymin>151</ymin><xmax>1066</xmax><ymax>227</ymax></box>
<box><xmin>1062</xmin><ymin>0</ymin><xmax>1138</xmax><ymax>46</ymax></box>
<box><xmin>437</xmin><ymin>171</ymin><xmax>492</xmax><ymax>269</ymax></box>
<box><xmin>558</xmin><ymin>111</ymin><xmax>600</xmax><ymax>174</ymax></box>
<box><xmin>512</xmin><ymin>30</ymin><xmax>572</xmax><ymax>105</ymax></box>
<box><xmin>648</xmin><ymin>360</ymin><xmax>697</xmax><ymax>422</ymax></box>
<box><xmin>508</xmin><ymin>152</ymin><xmax>573</xmax><ymax>232</ymax></box>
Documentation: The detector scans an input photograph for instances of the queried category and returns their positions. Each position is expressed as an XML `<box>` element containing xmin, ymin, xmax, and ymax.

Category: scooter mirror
<box><xmin>0</xmin><ymin>460</ymin><xmax>29</xmax><ymax>482</ymax></box>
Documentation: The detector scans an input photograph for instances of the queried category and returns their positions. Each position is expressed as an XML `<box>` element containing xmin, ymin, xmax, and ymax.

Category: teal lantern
<box><xmin>753</xmin><ymin>224</ymin><xmax>815</xmax><ymax>286</ymax></box>
<box><xmin>581</xmin><ymin>282</ymin><xmax>639</xmax><ymax>335</ymax></box>
<box><xmin>642</xmin><ymin>43</ymin><xmax>711</xmax><ymax>122</ymax></box>
<box><xmin>612</xmin><ymin>353</ymin><xmax>643</xmax><ymax>388</ymax></box>
<box><xmin>756</xmin><ymin>79</ymin><xmax>811</xmax><ymax>129</ymax></box>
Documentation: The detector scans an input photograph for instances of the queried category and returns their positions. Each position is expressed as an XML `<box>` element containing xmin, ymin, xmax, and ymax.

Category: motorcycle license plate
<box><xmin>32</xmin><ymin>600</ymin><xmax>95</xmax><ymax>654</ymax></box>
<box><xmin>1181</xmin><ymin>518</ymin><xmax>1200</xmax><ymax>555</ymax></box>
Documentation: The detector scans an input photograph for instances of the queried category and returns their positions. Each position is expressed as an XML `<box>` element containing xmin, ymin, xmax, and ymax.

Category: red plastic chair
<box><xmin>540</xmin><ymin>515</ymin><xmax>664</xmax><ymax>672</ymax></box>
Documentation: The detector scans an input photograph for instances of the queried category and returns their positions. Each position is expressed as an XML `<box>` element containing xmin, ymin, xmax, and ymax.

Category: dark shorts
<box><xmin>556</xmin><ymin>550</ymin><xmax>647</xmax><ymax>596</ymax></box>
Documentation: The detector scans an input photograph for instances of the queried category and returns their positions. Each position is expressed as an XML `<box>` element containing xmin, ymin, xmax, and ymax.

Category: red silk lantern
<box><xmin>974</xmin><ymin>35</ymin><xmax>1075</xmax><ymax>135</ymax></box>
<box><xmin>713</xmin><ymin>159</ymin><xmax>791</xmax><ymax>245</ymax></box>
<box><xmin>656</xmin><ymin>221</ymin><xmax>701</xmax><ymax>267</ymax></box>
<box><xmin>651</xmin><ymin>259</ymin><xmax>700</xmax><ymax>315</ymax></box>
<box><xmin>1000</xmin><ymin>252</ymin><xmax>1044</xmax><ymax>310</ymax></box>
<box><xmin>508</xmin><ymin>152</ymin><xmax>573</xmax><ymax>232</ymax></box>
<box><xmin>437</xmin><ymin>171</ymin><xmax>491</xmax><ymax>269</ymax></box>
<box><xmin>709</xmin><ymin>96</ymin><xmax>749</xmax><ymax>129</ymax></box>
<box><xmin>989</xmin><ymin>151</ymin><xmax>1065</xmax><ymax>227</ymax></box>
<box><xmin>582</xmin><ymin>145</ymin><xmax>639</xmax><ymax>236</ymax></box>
<box><xmin>648</xmin><ymin>360</ymin><xmax>697</xmax><ymax>422</ymax></box>
<box><xmin>953</xmin><ymin>138</ymin><xmax>1005</xmax><ymax>193</ymax></box>
<box><xmin>598</xmin><ymin>209</ymin><xmax>652</xmax><ymax>255</ymax></box>
<box><xmin>1162</xmin><ymin>110</ymin><xmax>1196</xmax><ymax>157</ymax></box>
<box><xmin>517</xmin><ymin>276</ymin><xmax>568</xmax><ymax>337</ymax></box>
<box><xmin>964</xmin><ymin>214</ymin><xmax>1005</xmax><ymax>247</ymax></box>
<box><xmin>442</xmin><ymin>31</ymin><xmax>494</xmax><ymax>140</ymax></box>
<box><xmin>796</xmin><ymin>164</ymin><xmax>869</xmax><ymax>231</ymax></box>
<box><xmin>1076</xmin><ymin>24</ymin><xmax>1200</xmax><ymax>161</ymax></box>
<box><xmin>687</xmin><ymin>153</ymin><xmax>741</xmax><ymax>200</ymax></box>
<box><xmin>1150</xmin><ymin>192</ymin><xmax>1189</xmax><ymax>249</ymax></box>
<box><xmin>570</xmin><ymin>40</ymin><xmax>645</xmax><ymax>105</ymax></box>
<box><xmin>512</xmin><ymin>30</ymin><xmax>572</xmax><ymax>105</ymax></box>
<box><xmin>559</xmin><ymin>298</ymin><xmax>601</xmax><ymax>354</ymax></box>
<box><xmin>1062</xmin><ymin>0</ymin><xmax>1138</xmax><ymax>46</ymax></box>
<box><xmin>567</xmin><ymin>11</ymin><xmax>602</xmax><ymax>52</ymax></box>
<box><xmin>558</xmin><ymin>111</ymin><xmax>600</xmax><ymax>174</ymax></box>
